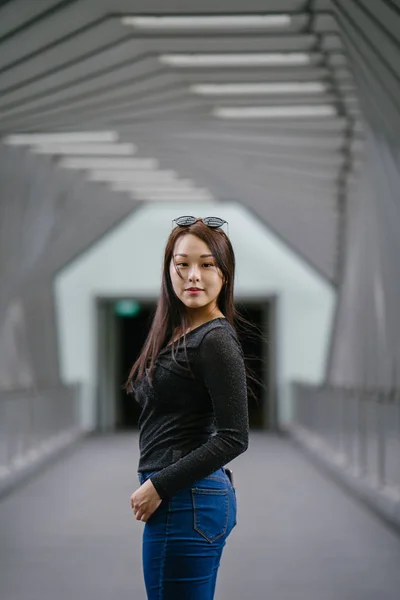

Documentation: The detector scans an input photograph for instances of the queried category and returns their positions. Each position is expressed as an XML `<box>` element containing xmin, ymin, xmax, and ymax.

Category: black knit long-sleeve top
<box><xmin>132</xmin><ymin>317</ymin><xmax>249</xmax><ymax>500</ymax></box>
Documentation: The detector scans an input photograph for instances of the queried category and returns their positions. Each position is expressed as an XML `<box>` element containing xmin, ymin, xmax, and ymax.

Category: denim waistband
<box><xmin>138</xmin><ymin>466</ymin><xmax>226</xmax><ymax>482</ymax></box>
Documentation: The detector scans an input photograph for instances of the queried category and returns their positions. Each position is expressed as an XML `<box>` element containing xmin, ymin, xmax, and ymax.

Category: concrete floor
<box><xmin>1</xmin><ymin>432</ymin><xmax>400</xmax><ymax>600</ymax></box>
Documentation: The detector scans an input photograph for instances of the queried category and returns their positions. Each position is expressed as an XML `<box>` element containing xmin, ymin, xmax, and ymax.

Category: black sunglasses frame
<box><xmin>172</xmin><ymin>215</ymin><xmax>229</xmax><ymax>236</ymax></box>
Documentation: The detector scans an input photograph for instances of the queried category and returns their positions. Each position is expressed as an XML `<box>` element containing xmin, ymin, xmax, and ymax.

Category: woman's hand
<box><xmin>130</xmin><ymin>479</ymin><xmax>162</xmax><ymax>522</ymax></box>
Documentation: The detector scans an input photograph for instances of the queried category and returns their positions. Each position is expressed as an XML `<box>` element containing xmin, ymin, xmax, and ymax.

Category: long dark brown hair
<box><xmin>124</xmin><ymin>219</ymin><xmax>264</xmax><ymax>400</ymax></box>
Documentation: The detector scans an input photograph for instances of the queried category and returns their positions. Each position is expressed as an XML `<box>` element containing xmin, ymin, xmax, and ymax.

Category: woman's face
<box><xmin>169</xmin><ymin>233</ymin><xmax>225</xmax><ymax>313</ymax></box>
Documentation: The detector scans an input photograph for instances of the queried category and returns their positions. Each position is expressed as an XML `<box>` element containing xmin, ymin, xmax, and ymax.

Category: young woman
<box><xmin>125</xmin><ymin>215</ymin><xmax>249</xmax><ymax>600</ymax></box>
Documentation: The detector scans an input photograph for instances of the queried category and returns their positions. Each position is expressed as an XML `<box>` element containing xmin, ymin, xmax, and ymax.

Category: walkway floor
<box><xmin>1</xmin><ymin>432</ymin><xmax>400</xmax><ymax>600</ymax></box>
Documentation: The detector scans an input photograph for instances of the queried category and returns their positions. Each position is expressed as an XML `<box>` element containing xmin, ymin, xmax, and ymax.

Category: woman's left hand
<box><xmin>130</xmin><ymin>479</ymin><xmax>162</xmax><ymax>522</ymax></box>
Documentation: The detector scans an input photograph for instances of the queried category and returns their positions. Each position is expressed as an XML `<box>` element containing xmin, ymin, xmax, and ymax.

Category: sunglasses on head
<box><xmin>172</xmin><ymin>215</ymin><xmax>229</xmax><ymax>236</ymax></box>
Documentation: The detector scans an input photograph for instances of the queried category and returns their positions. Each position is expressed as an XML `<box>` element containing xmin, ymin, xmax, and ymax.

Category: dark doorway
<box><xmin>114</xmin><ymin>301</ymin><xmax>273</xmax><ymax>430</ymax></box>
<box><xmin>116</xmin><ymin>304</ymin><xmax>154</xmax><ymax>430</ymax></box>
<box><xmin>235</xmin><ymin>304</ymin><xmax>269</xmax><ymax>429</ymax></box>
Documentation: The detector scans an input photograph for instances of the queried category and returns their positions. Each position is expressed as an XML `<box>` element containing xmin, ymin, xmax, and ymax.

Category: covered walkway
<box><xmin>1</xmin><ymin>3</ymin><xmax>400</xmax><ymax>598</ymax></box>
<box><xmin>1</xmin><ymin>433</ymin><xmax>400</xmax><ymax>600</ymax></box>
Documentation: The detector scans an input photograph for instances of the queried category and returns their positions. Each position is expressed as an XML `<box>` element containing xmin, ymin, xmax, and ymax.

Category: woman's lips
<box><xmin>186</xmin><ymin>289</ymin><xmax>203</xmax><ymax>294</ymax></box>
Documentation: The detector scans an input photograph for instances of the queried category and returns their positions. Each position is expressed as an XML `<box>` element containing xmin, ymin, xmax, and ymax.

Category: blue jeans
<box><xmin>137</xmin><ymin>467</ymin><xmax>237</xmax><ymax>599</ymax></box>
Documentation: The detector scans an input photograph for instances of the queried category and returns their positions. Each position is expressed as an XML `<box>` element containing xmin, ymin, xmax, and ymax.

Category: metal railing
<box><xmin>292</xmin><ymin>383</ymin><xmax>400</xmax><ymax>494</ymax></box>
<box><xmin>0</xmin><ymin>384</ymin><xmax>82</xmax><ymax>481</ymax></box>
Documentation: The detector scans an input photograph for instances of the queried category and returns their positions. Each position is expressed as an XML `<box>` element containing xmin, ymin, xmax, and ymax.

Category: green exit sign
<box><xmin>114</xmin><ymin>299</ymin><xmax>141</xmax><ymax>317</ymax></box>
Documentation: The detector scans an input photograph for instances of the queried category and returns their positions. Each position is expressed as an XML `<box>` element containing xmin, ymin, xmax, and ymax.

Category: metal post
<box><xmin>376</xmin><ymin>389</ymin><xmax>385</xmax><ymax>489</ymax></box>
<box><xmin>339</xmin><ymin>387</ymin><xmax>347</xmax><ymax>464</ymax></box>
<box><xmin>357</xmin><ymin>388</ymin><xmax>367</xmax><ymax>477</ymax></box>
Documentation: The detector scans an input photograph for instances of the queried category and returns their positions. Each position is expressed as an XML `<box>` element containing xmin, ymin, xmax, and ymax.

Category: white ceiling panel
<box><xmin>0</xmin><ymin>0</ymin><xmax>60</xmax><ymax>38</ymax></box>
<box><xmin>0</xmin><ymin>56</ymin><xmax>168</xmax><ymax>114</ymax></box>
<box><xmin>0</xmin><ymin>38</ymin><xmax>146</xmax><ymax>104</ymax></box>
<box><xmin>0</xmin><ymin>20</ymin><xmax>133</xmax><ymax>92</ymax></box>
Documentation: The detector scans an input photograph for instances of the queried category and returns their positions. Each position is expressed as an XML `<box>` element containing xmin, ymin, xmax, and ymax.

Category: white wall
<box><xmin>54</xmin><ymin>201</ymin><xmax>335</xmax><ymax>429</ymax></box>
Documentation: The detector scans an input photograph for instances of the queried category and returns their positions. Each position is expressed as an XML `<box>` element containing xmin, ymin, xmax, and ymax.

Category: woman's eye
<box><xmin>177</xmin><ymin>263</ymin><xmax>214</xmax><ymax>268</ymax></box>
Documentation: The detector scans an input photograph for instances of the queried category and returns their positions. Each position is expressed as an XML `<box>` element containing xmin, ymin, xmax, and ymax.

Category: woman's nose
<box><xmin>188</xmin><ymin>266</ymin><xmax>200</xmax><ymax>281</ymax></box>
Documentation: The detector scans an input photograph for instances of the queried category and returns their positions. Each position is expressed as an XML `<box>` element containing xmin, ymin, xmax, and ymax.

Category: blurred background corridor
<box><xmin>0</xmin><ymin>1</ymin><xmax>400</xmax><ymax>598</ymax></box>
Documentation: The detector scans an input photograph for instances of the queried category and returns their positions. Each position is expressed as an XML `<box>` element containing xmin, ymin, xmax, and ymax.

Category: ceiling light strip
<box><xmin>126</xmin><ymin>187</ymin><xmax>202</xmax><ymax>194</ymax></box>
<box><xmin>134</xmin><ymin>191</ymin><xmax>214</xmax><ymax>201</ymax></box>
<box><xmin>122</xmin><ymin>15</ymin><xmax>291</xmax><ymax>29</ymax></box>
<box><xmin>59</xmin><ymin>157</ymin><xmax>158</xmax><ymax>170</ymax></box>
<box><xmin>136</xmin><ymin>188</ymin><xmax>211</xmax><ymax>196</ymax></box>
<box><xmin>213</xmin><ymin>105</ymin><xmax>337</xmax><ymax>118</ymax></box>
<box><xmin>190</xmin><ymin>82</ymin><xmax>327</xmax><ymax>95</ymax></box>
<box><xmin>31</xmin><ymin>143</ymin><xmax>137</xmax><ymax>156</ymax></box>
<box><xmin>132</xmin><ymin>196</ymin><xmax>213</xmax><ymax>203</ymax></box>
<box><xmin>159</xmin><ymin>53</ymin><xmax>311</xmax><ymax>67</ymax></box>
<box><xmin>4</xmin><ymin>132</ymin><xmax>118</xmax><ymax>145</ymax></box>
<box><xmin>88</xmin><ymin>169</ymin><xmax>178</xmax><ymax>183</ymax></box>
<box><xmin>110</xmin><ymin>180</ymin><xmax>195</xmax><ymax>192</ymax></box>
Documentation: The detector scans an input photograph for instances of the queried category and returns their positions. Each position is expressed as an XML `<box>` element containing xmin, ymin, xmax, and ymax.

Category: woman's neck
<box><xmin>171</xmin><ymin>312</ymin><xmax>225</xmax><ymax>342</ymax></box>
<box><xmin>186</xmin><ymin>310</ymin><xmax>225</xmax><ymax>331</ymax></box>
